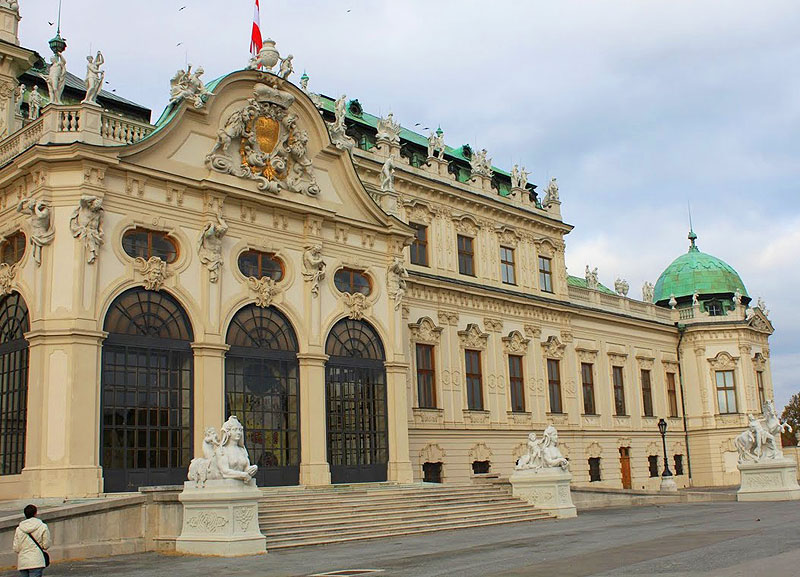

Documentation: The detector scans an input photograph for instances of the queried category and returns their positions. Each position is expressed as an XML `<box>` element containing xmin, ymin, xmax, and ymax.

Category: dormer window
<box><xmin>706</xmin><ymin>300</ymin><xmax>723</xmax><ymax>316</ymax></box>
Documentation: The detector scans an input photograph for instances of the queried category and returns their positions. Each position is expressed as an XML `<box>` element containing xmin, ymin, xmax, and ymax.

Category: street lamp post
<box><xmin>658</xmin><ymin>418</ymin><xmax>677</xmax><ymax>492</ymax></box>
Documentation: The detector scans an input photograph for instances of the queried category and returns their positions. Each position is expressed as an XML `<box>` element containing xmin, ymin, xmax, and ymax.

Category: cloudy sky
<box><xmin>20</xmin><ymin>1</ymin><xmax>800</xmax><ymax>408</ymax></box>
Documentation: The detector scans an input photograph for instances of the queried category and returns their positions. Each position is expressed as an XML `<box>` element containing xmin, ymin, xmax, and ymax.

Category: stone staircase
<box><xmin>258</xmin><ymin>482</ymin><xmax>554</xmax><ymax>550</ymax></box>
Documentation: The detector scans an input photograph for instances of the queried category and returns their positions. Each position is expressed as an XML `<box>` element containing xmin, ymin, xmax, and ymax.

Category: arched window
<box><xmin>0</xmin><ymin>232</ymin><xmax>26</xmax><ymax>266</ymax></box>
<box><xmin>333</xmin><ymin>268</ymin><xmax>371</xmax><ymax>295</ymax></box>
<box><xmin>325</xmin><ymin>318</ymin><xmax>387</xmax><ymax>483</ymax></box>
<box><xmin>237</xmin><ymin>250</ymin><xmax>284</xmax><ymax>281</ymax></box>
<box><xmin>0</xmin><ymin>292</ymin><xmax>29</xmax><ymax>476</ymax></box>
<box><xmin>101</xmin><ymin>288</ymin><xmax>193</xmax><ymax>492</ymax></box>
<box><xmin>121</xmin><ymin>228</ymin><xmax>178</xmax><ymax>263</ymax></box>
<box><xmin>225</xmin><ymin>305</ymin><xmax>299</xmax><ymax>486</ymax></box>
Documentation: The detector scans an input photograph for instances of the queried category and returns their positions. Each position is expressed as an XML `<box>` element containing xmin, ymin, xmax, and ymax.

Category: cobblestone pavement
<box><xmin>2</xmin><ymin>500</ymin><xmax>799</xmax><ymax>576</ymax></box>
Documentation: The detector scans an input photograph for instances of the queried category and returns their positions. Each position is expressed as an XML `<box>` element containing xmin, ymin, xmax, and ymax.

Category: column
<box><xmin>385</xmin><ymin>360</ymin><xmax>413</xmax><ymax>483</ymax></box>
<box><xmin>297</xmin><ymin>352</ymin><xmax>331</xmax><ymax>485</ymax></box>
<box><xmin>191</xmin><ymin>342</ymin><xmax>228</xmax><ymax>456</ymax></box>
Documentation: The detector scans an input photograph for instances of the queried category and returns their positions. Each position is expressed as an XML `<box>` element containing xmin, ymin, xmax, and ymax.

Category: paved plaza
<box><xmin>3</xmin><ymin>500</ymin><xmax>799</xmax><ymax>576</ymax></box>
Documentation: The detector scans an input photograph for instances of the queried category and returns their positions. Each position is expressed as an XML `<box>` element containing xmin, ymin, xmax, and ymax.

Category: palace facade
<box><xmin>0</xmin><ymin>4</ymin><xmax>776</xmax><ymax>498</ymax></box>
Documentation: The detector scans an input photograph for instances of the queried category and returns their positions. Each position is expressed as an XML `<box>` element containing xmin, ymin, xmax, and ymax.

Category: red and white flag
<box><xmin>250</xmin><ymin>0</ymin><xmax>263</xmax><ymax>56</ymax></box>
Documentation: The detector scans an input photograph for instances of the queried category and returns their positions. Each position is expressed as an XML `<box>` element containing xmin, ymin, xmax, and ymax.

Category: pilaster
<box><xmin>190</xmin><ymin>342</ymin><xmax>229</xmax><ymax>457</ymax></box>
<box><xmin>297</xmin><ymin>352</ymin><xmax>331</xmax><ymax>485</ymax></box>
<box><xmin>385</xmin><ymin>360</ymin><xmax>413</xmax><ymax>483</ymax></box>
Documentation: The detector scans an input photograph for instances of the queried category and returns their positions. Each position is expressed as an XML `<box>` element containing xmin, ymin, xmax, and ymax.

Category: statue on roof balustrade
<box><xmin>46</xmin><ymin>51</ymin><xmax>67</xmax><ymax>104</ymax></box>
<box><xmin>14</xmin><ymin>83</ymin><xmax>24</xmax><ymax>116</ymax></box>
<box><xmin>82</xmin><ymin>51</ymin><xmax>105</xmax><ymax>105</ymax></box>
<box><xmin>469</xmin><ymin>148</ymin><xmax>492</xmax><ymax>178</ymax></box>
<box><xmin>642</xmin><ymin>281</ymin><xmax>654</xmax><ymax>303</ymax></box>
<box><xmin>279</xmin><ymin>54</ymin><xmax>294</xmax><ymax>79</ymax></box>
<box><xmin>27</xmin><ymin>86</ymin><xmax>41</xmax><ymax>119</ymax></box>
<box><xmin>169</xmin><ymin>64</ymin><xmax>213</xmax><ymax>109</ymax></box>
<box><xmin>614</xmin><ymin>277</ymin><xmax>629</xmax><ymax>297</ymax></box>
<box><xmin>376</xmin><ymin>112</ymin><xmax>401</xmax><ymax>144</ymax></box>
<box><xmin>732</xmin><ymin>288</ymin><xmax>742</xmax><ymax>309</ymax></box>
<box><xmin>380</xmin><ymin>154</ymin><xmax>396</xmax><ymax>192</ymax></box>
<box><xmin>543</xmin><ymin>177</ymin><xmax>560</xmax><ymax>206</ymax></box>
<box><xmin>248</xmin><ymin>38</ymin><xmax>281</xmax><ymax>72</ymax></box>
<box><xmin>427</xmin><ymin>128</ymin><xmax>445</xmax><ymax>160</ymax></box>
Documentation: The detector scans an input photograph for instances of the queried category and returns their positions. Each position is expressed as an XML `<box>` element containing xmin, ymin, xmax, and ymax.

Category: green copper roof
<box><xmin>653</xmin><ymin>232</ymin><xmax>749</xmax><ymax>305</ymax></box>
<box><xmin>567</xmin><ymin>275</ymin><xmax>616</xmax><ymax>295</ymax></box>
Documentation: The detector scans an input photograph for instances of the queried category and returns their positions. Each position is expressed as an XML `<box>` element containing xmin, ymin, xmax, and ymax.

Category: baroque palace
<box><xmin>0</xmin><ymin>3</ymin><xmax>777</xmax><ymax>499</ymax></box>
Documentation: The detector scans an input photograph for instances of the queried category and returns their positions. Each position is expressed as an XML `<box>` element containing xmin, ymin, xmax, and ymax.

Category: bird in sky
<box><xmin>179</xmin><ymin>6</ymin><xmax>186</xmax><ymax>11</ymax></box>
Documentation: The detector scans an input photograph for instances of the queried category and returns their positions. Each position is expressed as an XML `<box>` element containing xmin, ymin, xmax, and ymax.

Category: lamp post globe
<box><xmin>658</xmin><ymin>418</ymin><xmax>677</xmax><ymax>492</ymax></box>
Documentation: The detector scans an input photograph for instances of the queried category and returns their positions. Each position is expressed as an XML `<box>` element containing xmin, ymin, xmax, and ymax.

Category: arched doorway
<box><xmin>325</xmin><ymin>318</ymin><xmax>387</xmax><ymax>483</ymax></box>
<box><xmin>101</xmin><ymin>288</ymin><xmax>194</xmax><ymax>492</ymax></box>
<box><xmin>225</xmin><ymin>304</ymin><xmax>300</xmax><ymax>486</ymax></box>
<box><xmin>0</xmin><ymin>292</ymin><xmax>29</xmax><ymax>476</ymax></box>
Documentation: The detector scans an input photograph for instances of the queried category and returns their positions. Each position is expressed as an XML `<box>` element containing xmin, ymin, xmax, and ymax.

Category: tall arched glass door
<box><xmin>0</xmin><ymin>292</ymin><xmax>29</xmax><ymax>476</ymax></box>
<box><xmin>101</xmin><ymin>288</ymin><xmax>194</xmax><ymax>492</ymax></box>
<box><xmin>325</xmin><ymin>318</ymin><xmax>388</xmax><ymax>483</ymax></box>
<box><xmin>225</xmin><ymin>305</ymin><xmax>300</xmax><ymax>486</ymax></box>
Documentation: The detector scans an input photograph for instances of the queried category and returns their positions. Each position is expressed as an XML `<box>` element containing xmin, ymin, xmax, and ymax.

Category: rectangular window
<box><xmin>648</xmin><ymin>455</ymin><xmax>659</xmax><ymax>478</ymax></box>
<box><xmin>756</xmin><ymin>371</ymin><xmax>765</xmax><ymax>409</ymax></box>
<box><xmin>588</xmin><ymin>457</ymin><xmax>601</xmax><ymax>482</ymax></box>
<box><xmin>416</xmin><ymin>344</ymin><xmax>436</xmax><ymax>409</ymax></box>
<box><xmin>674</xmin><ymin>454</ymin><xmax>684</xmax><ymax>476</ymax></box>
<box><xmin>465</xmin><ymin>349</ymin><xmax>483</xmax><ymax>410</ymax></box>
<box><xmin>422</xmin><ymin>461</ymin><xmax>442</xmax><ymax>483</ymax></box>
<box><xmin>457</xmin><ymin>235</ymin><xmax>475</xmax><ymax>276</ymax></box>
<box><xmin>715</xmin><ymin>370</ymin><xmax>737</xmax><ymax>414</ymax></box>
<box><xmin>547</xmin><ymin>359</ymin><xmax>563</xmax><ymax>414</ymax></box>
<box><xmin>538</xmin><ymin>256</ymin><xmax>553</xmax><ymax>293</ymax></box>
<box><xmin>500</xmin><ymin>246</ymin><xmax>516</xmax><ymax>285</ymax></box>
<box><xmin>509</xmin><ymin>355</ymin><xmax>525</xmax><ymax>412</ymax></box>
<box><xmin>613</xmin><ymin>366</ymin><xmax>626</xmax><ymax>416</ymax></box>
<box><xmin>410</xmin><ymin>223</ymin><xmax>429</xmax><ymax>266</ymax></box>
<box><xmin>667</xmin><ymin>372</ymin><xmax>679</xmax><ymax>417</ymax></box>
<box><xmin>641</xmin><ymin>369</ymin><xmax>653</xmax><ymax>417</ymax></box>
<box><xmin>581</xmin><ymin>363</ymin><xmax>596</xmax><ymax>415</ymax></box>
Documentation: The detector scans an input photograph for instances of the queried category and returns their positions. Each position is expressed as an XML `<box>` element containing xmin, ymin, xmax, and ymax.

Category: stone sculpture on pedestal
<box><xmin>169</xmin><ymin>65</ymin><xmax>212</xmax><ymax>109</ymax></box>
<box><xmin>14</xmin><ymin>83</ymin><xmax>24</xmax><ymax>116</ymax></box>
<box><xmin>327</xmin><ymin>94</ymin><xmax>355</xmax><ymax>151</ymax></box>
<box><xmin>376</xmin><ymin>112</ymin><xmax>401</xmax><ymax>145</ymax></box>
<box><xmin>614</xmin><ymin>277</ymin><xmax>629</xmax><ymax>297</ymax></box>
<box><xmin>543</xmin><ymin>177</ymin><xmax>559</xmax><ymax>206</ymax></box>
<box><xmin>27</xmin><ymin>86</ymin><xmax>41</xmax><ymax>120</ymax></box>
<box><xmin>427</xmin><ymin>128</ymin><xmax>445</xmax><ymax>159</ymax></box>
<box><xmin>509</xmin><ymin>425</ymin><xmax>576</xmax><ymax>518</ymax></box>
<box><xmin>380</xmin><ymin>154</ymin><xmax>395</xmax><ymax>192</ymax></box>
<box><xmin>46</xmin><ymin>51</ymin><xmax>66</xmax><ymax>104</ymax></box>
<box><xmin>642</xmin><ymin>281</ymin><xmax>654</xmax><ymax>303</ymax></box>
<box><xmin>176</xmin><ymin>416</ymin><xmax>266</xmax><ymax>556</ymax></box>
<box><xmin>81</xmin><ymin>51</ymin><xmax>105</xmax><ymax>105</ymax></box>
<box><xmin>734</xmin><ymin>400</ymin><xmax>800</xmax><ymax>501</ymax></box>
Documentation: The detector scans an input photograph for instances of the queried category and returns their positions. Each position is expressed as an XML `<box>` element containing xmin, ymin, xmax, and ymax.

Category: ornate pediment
<box><xmin>502</xmin><ymin>331</ymin><xmax>530</xmax><ymax>355</ymax></box>
<box><xmin>206</xmin><ymin>80</ymin><xmax>320</xmax><ymax>196</ymax></box>
<box><xmin>747</xmin><ymin>308</ymin><xmax>774</xmax><ymax>334</ymax></box>
<box><xmin>458</xmin><ymin>323</ymin><xmax>489</xmax><ymax>350</ymax></box>
<box><xmin>409</xmin><ymin>317</ymin><xmax>443</xmax><ymax>345</ymax></box>
<box><xmin>541</xmin><ymin>335</ymin><xmax>565</xmax><ymax>359</ymax></box>
<box><xmin>707</xmin><ymin>351</ymin><xmax>738</xmax><ymax>370</ymax></box>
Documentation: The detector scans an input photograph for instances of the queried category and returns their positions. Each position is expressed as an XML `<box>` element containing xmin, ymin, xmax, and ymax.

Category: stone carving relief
<box><xmin>186</xmin><ymin>416</ymin><xmax>258</xmax><ymax>487</ymax></box>
<box><xmin>453</xmin><ymin>216</ymin><xmax>479</xmax><ymax>236</ymax></box>
<box><xmin>376</xmin><ymin>112</ymin><xmax>401</xmax><ymax>144</ymax></box>
<box><xmin>69</xmin><ymin>195</ymin><xmax>104</xmax><ymax>264</ymax></box>
<box><xmin>302</xmin><ymin>244</ymin><xmax>326</xmax><ymax>297</ymax></box>
<box><xmin>438</xmin><ymin>310</ymin><xmax>459</xmax><ymax>326</ymax></box>
<box><xmin>387</xmin><ymin>256</ymin><xmax>408</xmax><ymax>310</ymax></box>
<box><xmin>247</xmin><ymin>276</ymin><xmax>279</xmax><ymax>308</ymax></box>
<box><xmin>419</xmin><ymin>443</ymin><xmax>446</xmax><ymax>464</ymax></box>
<box><xmin>185</xmin><ymin>512</ymin><xmax>228</xmax><ymax>533</ymax></box>
<box><xmin>484</xmin><ymin>318</ymin><xmax>503</xmax><ymax>333</ymax></box>
<box><xmin>541</xmin><ymin>335</ymin><xmax>566</xmax><ymax>359</ymax></box>
<box><xmin>514</xmin><ymin>426</ymin><xmax>569</xmax><ymax>471</ymax></box>
<box><xmin>576</xmin><ymin>348</ymin><xmax>598</xmax><ymax>363</ymax></box>
<box><xmin>327</xmin><ymin>94</ymin><xmax>355</xmax><ymax>151</ymax></box>
<box><xmin>207</xmin><ymin>82</ymin><xmax>320</xmax><ymax>196</ymax></box>
<box><xmin>458</xmin><ymin>323</ymin><xmax>489</xmax><ymax>350</ymax></box>
<box><xmin>637</xmin><ymin>357</ymin><xmax>655</xmax><ymax>370</ymax></box>
<box><xmin>198</xmin><ymin>212</ymin><xmax>228</xmax><ymax>283</ymax></box>
<box><xmin>16</xmin><ymin>198</ymin><xmax>54</xmax><ymax>266</ymax></box>
<box><xmin>234</xmin><ymin>507</ymin><xmax>255</xmax><ymax>532</ymax></box>
<box><xmin>409</xmin><ymin>317</ymin><xmax>443</xmax><ymax>344</ymax></box>
<box><xmin>0</xmin><ymin>263</ymin><xmax>16</xmax><ymax>296</ymax></box>
<box><xmin>560</xmin><ymin>330</ymin><xmax>574</xmax><ymax>344</ymax></box>
<box><xmin>524</xmin><ymin>324</ymin><xmax>542</xmax><ymax>340</ymax></box>
<box><xmin>502</xmin><ymin>331</ymin><xmax>530</xmax><ymax>355</ymax></box>
<box><xmin>646</xmin><ymin>441</ymin><xmax>660</xmax><ymax>456</ymax></box>
<box><xmin>752</xmin><ymin>353</ymin><xmax>766</xmax><ymax>371</ymax></box>
<box><xmin>135</xmin><ymin>256</ymin><xmax>169</xmax><ymax>291</ymax></box>
<box><xmin>169</xmin><ymin>65</ymin><xmax>212</xmax><ymax>109</ymax></box>
<box><xmin>608</xmin><ymin>352</ymin><xmax>627</xmax><ymax>366</ymax></box>
<box><xmin>708</xmin><ymin>351</ymin><xmax>737</xmax><ymax>371</ymax></box>
<box><xmin>468</xmin><ymin>442</ymin><xmax>493</xmax><ymax>463</ymax></box>
<box><xmin>586</xmin><ymin>441</ymin><xmax>603</xmax><ymax>458</ymax></box>
<box><xmin>342</xmin><ymin>292</ymin><xmax>368</xmax><ymax>320</ymax></box>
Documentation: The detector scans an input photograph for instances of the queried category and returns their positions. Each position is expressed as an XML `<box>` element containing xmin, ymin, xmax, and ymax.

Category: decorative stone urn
<box><xmin>734</xmin><ymin>401</ymin><xmax>800</xmax><ymax>502</ymax></box>
<box><xmin>508</xmin><ymin>426</ymin><xmax>577</xmax><ymax>518</ymax></box>
<box><xmin>175</xmin><ymin>416</ymin><xmax>267</xmax><ymax>556</ymax></box>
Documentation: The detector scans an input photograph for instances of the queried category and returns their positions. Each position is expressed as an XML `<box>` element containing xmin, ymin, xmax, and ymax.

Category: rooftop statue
<box><xmin>518</xmin><ymin>167</ymin><xmax>529</xmax><ymax>190</ymax></box>
<box><xmin>585</xmin><ymin>265</ymin><xmax>599</xmax><ymax>290</ymax></box>
<box><xmin>614</xmin><ymin>277</ymin><xmax>629</xmax><ymax>297</ymax></box>
<box><xmin>376</xmin><ymin>112</ymin><xmax>401</xmax><ymax>144</ymax></box>
<box><xmin>757</xmin><ymin>297</ymin><xmax>769</xmax><ymax>317</ymax></box>
<box><xmin>169</xmin><ymin>65</ymin><xmax>212</xmax><ymax>109</ymax></box>
<box><xmin>17</xmin><ymin>198</ymin><xmax>55</xmax><ymax>266</ymax></box>
<box><xmin>735</xmin><ymin>400</ymin><xmax>792</xmax><ymax>464</ymax></box>
<box><xmin>81</xmin><ymin>51</ymin><xmax>105</xmax><ymax>105</ymax></box>
<box><xmin>692</xmin><ymin>290</ymin><xmax>699</xmax><ymax>306</ymax></box>
<box><xmin>279</xmin><ymin>54</ymin><xmax>294</xmax><ymax>79</ymax></box>
<box><xmin>469</xmin><ymin>148</ymin><xmax>492</xmax><ymax>178</ymax></box>
<box><xmin>46</xmin><ymin>51</ymin><xmax>67</xmax><ymax>104</ymax></box>
<box><xmin>515</xmin><ymin>425</ymin><xmax>569</xmax><ymax>472</ymax></box>
<box><xmin>327</xmin><ymin>94</ymin><xmax>355</xmax><ymax>151</ymax></box>
<box><xmin>668</xmin><ymin>293</ymin><xmax>677</xmax><ymax>309</ymax></box>
<box><xmin>380</xmin><ymin>154</ymin><xmax>395</xmax><ymax>192</ymax></box>
<box><xmin>14</xmin><ymin>84</ymin><xmax>24</xmax><ymax>116</ymax></box>
<box><xmin>642</xmin><ymin>281</ymin><xmax>655</xmax><ymax>303</ymax></box>
<box><xmin>543</xmin><ymin>177</ymin><xmax>559</xmax><ymax>206</ymax></box>
<box><xmin>732</xmin><ymin>288</ymin><xmax>742</xmax><ymax>308</ymax></box>
<box><xmin>27</xmin><ymin>86</ymin><xmax>41</xmax><ymax>120</ymax></box>
<box><xmin>427</xmin><ymin>129</ymin><xmax>445</xmax><ymax>160</ymax></box>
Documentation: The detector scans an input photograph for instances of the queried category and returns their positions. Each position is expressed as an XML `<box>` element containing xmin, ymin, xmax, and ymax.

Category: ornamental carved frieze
<box><xmin>560</xmin><ymin>330</ymin><xmax>574</xmax><ymax>344</ymax></box>
<box><xmin>206</xmin><ymin>81</ymin><xmax>320</xmax><ymax>196</ymax></box>
<box><xmin>458</xmin><ymin>323</ymin><xmax>489</xmax><ymax>350</ymax></box>
<box><xmin>524</xmin><ymin>324</ymin><xmax>542</xmax><ymax>340</ymax></box>
<box><xmin>608</xmin><ymin>352</ymin><xmax>628</xmax><ymax>366</ymax></box>
<box><xmin>247</xmin><ymin>276</ymin><xmax>280</xmax><ymax>308</ymax></box>
<box><xmin>484</xmin><ymin>318</ymin><xmax>503</xmax><ymax>333</ymax></box>
<box><xmin>234</xmin><ymin>507</ymin><xmax>255</xmax><ymax>532</ymax></box>
<box><xmin>437</xmin><ymin>310</ymin><xmax>459</xmax><ymax>326</ymax></box>
<box><xmin>576</xmin><ymin>348</ymin><xmax>598</xmax><ymax>363</ymax></box>
<box><xmin>541</xmin><ymin>335</ymin><xmax>566</xmax><ymax>359</ymax></box>
<box><xmin>185</xmin><ymin>512</ymin><xmax>228</xmax><ymax>533</ymax></box>
<box><xmin>134</xmin><ymin>256</ymin><xmax>170</xmax><ymax>291</ymax></box>
<box><xmin>409</xmin><ymin>317</ymin><xmax>443</xmax><ymax>344</ymax></box>
<box><xmin>502</xmin><ymin>331</ymin><xmax>530</xmax><ymax>355</ymax></box>
<box><xmin>636</xmin><ymin>356</ymin><xmax>655</xmax><ymax>370</ymax></box>
<box><xmin>0</xmin><ymin>263</ymin><xmax>17</xmax><ymax>296</ymax></box>
<box><xmin>342</xmin><ymin>292</ymin><xmax>368</xmax><ymax>320</ymax></box>
<box><xmin>405</xmin><ymin>201</ymin><xmax>433</xmax><ymax>224</ymax></box>
<box><xmin>708</xmin><ymin>351</ymin><xmax>738</xmax><ymax>371</ymax></box>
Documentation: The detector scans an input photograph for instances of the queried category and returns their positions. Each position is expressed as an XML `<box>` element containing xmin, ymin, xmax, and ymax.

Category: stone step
<box><xmin>260</xmin><ymin>505</ymin><xmax>546</xmax><ymax>538</ymax></box>
<box><xmin>260</xmin><ymin>500</ymin><xmax>536</xmax><ymax>526</ymax></box>
<box><xmin>259</xmin><ymin>485</ymin><xmax>511</xmax><ymax>503</ymax></box>
<box><xmin>259</xmin><ymin>493</ymin><xmax>517</xmax><ymax>513</ymax></box>
<box><xmin>264</xmin><ymin>514</ymin><xmax>554</xmax><ymax>550</ymax></box>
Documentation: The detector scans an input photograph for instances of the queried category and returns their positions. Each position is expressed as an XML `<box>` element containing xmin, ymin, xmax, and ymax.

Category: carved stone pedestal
<box><xmin>176</xmin><ymin>479</ymin><xmax>266</xmax><ymax>556</ymax></box>
<box><xmin>509</xmin><ymin>468</ymin><xmax>577</xmax><ymax>518</ymax></box>
<box><xmin>737</xmin><ymin>459</ymin><xmax>800</xmax><ymax>502</ymax></box>
<box><xmin>660</xmin><ymin>474</ymin><xmax>678</xmax><ymax>492</ymax></box>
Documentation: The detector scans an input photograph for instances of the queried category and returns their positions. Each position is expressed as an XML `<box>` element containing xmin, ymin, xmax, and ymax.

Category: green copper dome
<box><xmin>653</xmin><ymin>232</ymin><xmax>749</xmax><ymax>306</ymax></box>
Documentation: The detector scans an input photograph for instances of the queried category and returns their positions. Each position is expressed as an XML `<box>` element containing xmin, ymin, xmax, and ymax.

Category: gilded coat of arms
<box><xmin>206</xmin><ymin>81</ymin><xmax>320</xmax><ymax>196</ymax></box>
